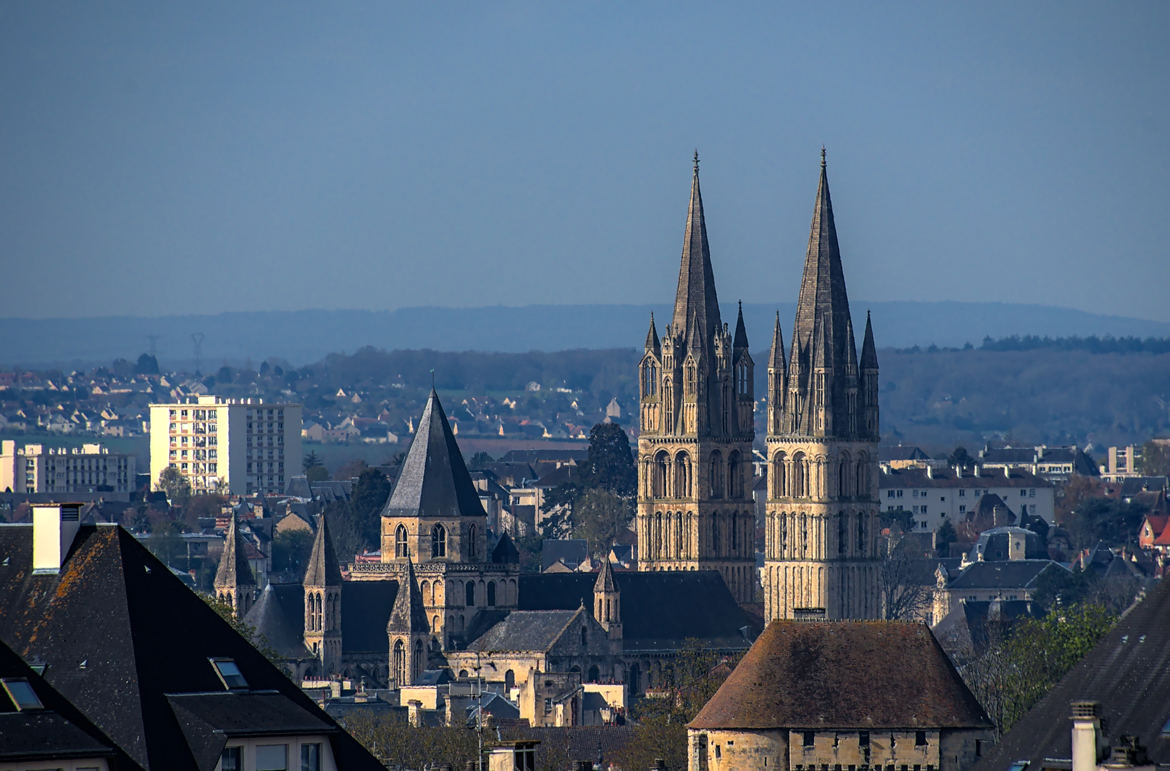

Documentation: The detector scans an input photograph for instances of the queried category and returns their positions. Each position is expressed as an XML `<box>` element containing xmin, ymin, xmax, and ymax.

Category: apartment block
<box><xmin>0</xmin><ymin>440</ymin><xmax>137</xmax><ymax>494</ymax></box>
<box><xmin>879</xmin><ymin>465</ymin><xmax>1055</xmax><ymax>533</ymax></box>
<box><xmin>149</xmin><ymin>396</ymin><xmax>302</xmax><ymax>495</ymax></box>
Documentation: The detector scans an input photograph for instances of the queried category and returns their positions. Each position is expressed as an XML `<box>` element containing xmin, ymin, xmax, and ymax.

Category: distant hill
<box><xmin>2</xmin><ymin>301</ymin><xmax>1169</xmax><ymax>369</ymax></box>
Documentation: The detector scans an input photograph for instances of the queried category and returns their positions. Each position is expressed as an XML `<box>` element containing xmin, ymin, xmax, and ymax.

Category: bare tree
<box><xmin>880</xmin><ymin>537</ymin><xmax>933</xmax><ymax>621</ymax></box>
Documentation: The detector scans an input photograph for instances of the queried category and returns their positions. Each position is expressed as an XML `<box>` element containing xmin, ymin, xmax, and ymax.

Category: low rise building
<box><xmin>978</xmin><ymin>445</ymin><xmax>1098</xmax><ymax>483</ymax></box>
<box><xmin>0</xmin><ymin>440</ymin><xmax>137</xmax><ymax>494</ymax></box>
<box><xmin>880</xmin><ymin>465</ymin><xmax>1054</xmax><ymax>533</ymax></box>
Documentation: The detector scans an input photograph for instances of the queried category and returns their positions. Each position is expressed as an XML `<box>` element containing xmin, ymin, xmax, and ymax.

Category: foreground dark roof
<box><xmin>974</xmin><ymin>577</ymin><xmax>1170</xmax><ymax>771</ymax></box>
<box><xmin>0</xmin><ymin>523</ymin><xmax>382</xmax><ymax>771</ymax></box>
<box><xmin>520</xmin><ymin>570</ymin><xmax>756</xmax><ymax>650</ymax></box>
<box><xmin>689</xmin><ymin>620</ymin><xmax>991</xmax><ymax>731</ymax></box>
<box><xmin>380</xmin><ymin>390</ymin><xmax>486</xmax><ymax>519</ymax></box>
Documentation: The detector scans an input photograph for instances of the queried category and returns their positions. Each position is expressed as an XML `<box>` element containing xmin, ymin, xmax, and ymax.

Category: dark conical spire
<box><xmin>215</xmin><ymin>511</ymin><xmax>256</xmax><ymax>589</ymax></box>
<box><xmin>672</xmin><ymin>152</ymin><xmax>722</xmax><ymax>345</ymax></box>
<box><xmin>732</xmin><ymin>301</ymin><xmax>749</xmax><ymax>350</ymax></box>
<box><xmin>594</xmin><ymin>554</ymin><xmax>616</xmax><ymax>592</ymax></box>
<box><xmin>304</xmin><ymin>513</ymin><xmax>342</xmax><ymax>587</ymax></box>
<box><xmin>381</xmin><ymin>389</ymin><xmax>486</xmax><ymax>519</ymax></box>
<box><xmin>387</xmin><ymin>554</ymin><xmax>429</xmax><ymax>633</ymax></box>
<box><xmin>792</xmin><ymin>149</ymin><xmax>852</xmax><ymax>371</ymax></box>
<box><xmin>769</xmin><ymin>312</ymin><xmax>787</xmax><ymax>371</ymax></box>
<box><xmin>860</xmin><ymin>311</ymin><xmax>878</xmax><ymax>370</ymax></box>
<box><xmin>844</xmin><ymin>314</ymin><xmax>859</xmax><ymax>378</ymax></box>
<box><xmin>645</xmin><ymin>312</ymin><xmax>661</xmax><ymax>355</ymax></box>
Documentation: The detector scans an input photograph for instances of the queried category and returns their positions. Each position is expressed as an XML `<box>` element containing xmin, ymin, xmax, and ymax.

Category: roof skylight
<box><xmin>209</xmin><ymin>658</ymin><xmax>248</xmax><ymax>690</ymax></box>
<box><xmin>1</xmin><ymin>678</ymin><xmax>44</xmax><ymax>711</ymax></box>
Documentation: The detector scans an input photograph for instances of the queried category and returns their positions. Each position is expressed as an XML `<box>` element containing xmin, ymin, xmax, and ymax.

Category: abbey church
<box><xmin>215</xmin><ymin>150</ymin><xmax>881</xmax><ymax>709</ymax></box>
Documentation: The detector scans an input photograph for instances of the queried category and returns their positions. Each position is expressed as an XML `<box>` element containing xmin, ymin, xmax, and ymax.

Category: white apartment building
<box><xmin>149</xmin><ymin>396</ymin><xmax>302</xmax><ymax>495</ymax></box>
<box><xmin>879</xmin><ymin>465</ymin><xmax>1055</xmax><ymax>533</ymax></box>
<box><xmin>0</xmin><ymin>440</ymin><xmax>137</xmax><ymax>493</ymax></box>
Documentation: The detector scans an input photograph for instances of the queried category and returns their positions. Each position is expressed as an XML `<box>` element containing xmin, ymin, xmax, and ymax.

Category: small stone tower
<box><xmin>593</xmin><ymin>556</ymin><xmax>622</xmax><ymax>642</ymax></box>
<box><xmin>214</xmin><ymin>511</ymin><xmax>256</xmax><ymax>617</ymax></box>
<box><xmin>762</xmin><ymin>150</ymin><xmax>881</xmax><ymax>622</ymax></box>
<box><xmin>303</xmin><ymin>514</ymin><xmax>342</xmax><ymax>674</ymax></box>
<box><xmin>387</xmin><ymin>555</ymin><xmax>430</xmax><ymax>688</ymax></box>
<box><xmin>636</xmin><ymin>153</ymin><xmax>756</xmax><ymax>604</ymax></box>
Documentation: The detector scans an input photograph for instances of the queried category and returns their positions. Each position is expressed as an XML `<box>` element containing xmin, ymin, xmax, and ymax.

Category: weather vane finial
<box><xmin>693</xmin><ymin>149</ymin><xmax>700</xmax><ymax>173</ymax></box>
<box><xmin>820</xmin><ymin>146</ymin><xmax>827</xmax><ymax>168</ymax></box>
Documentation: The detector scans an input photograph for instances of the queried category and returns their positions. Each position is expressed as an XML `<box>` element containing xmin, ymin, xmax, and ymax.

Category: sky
<box><xmin>2</xmin><ymin>2</ymin><xmax>1168</xmax><ymax>322</ymax></box>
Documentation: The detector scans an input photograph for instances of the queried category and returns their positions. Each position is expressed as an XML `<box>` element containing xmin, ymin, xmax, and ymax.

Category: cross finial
<box><xmin>429</xmin><ymin>368</ymin><xmax>435</xmax><ymax>390</ymax></box>
<box><xmin>693</xmin><ymin>149</ymin><xmax>700</xmax><ymax>173</ymax></box>
<box><xmin>820</xmin><ymin>146</ymin><xmax>827</xmax><ymax>168</ymax></box>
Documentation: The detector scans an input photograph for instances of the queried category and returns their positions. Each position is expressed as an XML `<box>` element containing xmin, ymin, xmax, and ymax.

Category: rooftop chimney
<box><xmin>32</xmin><ymin>503</ymin><xmax>82</xmax><ymax>574</ymax></box>
<box><xmin>1071</xmin><ymin>701</ymin><xmax>1102</xmax><ymax>771</ymax></box>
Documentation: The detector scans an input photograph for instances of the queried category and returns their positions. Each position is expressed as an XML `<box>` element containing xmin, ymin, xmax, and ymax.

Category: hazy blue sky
<box><xmin>2</xmin><ymin>2</ymin><xmax>1168</xmax><ymax>322</ymax></box>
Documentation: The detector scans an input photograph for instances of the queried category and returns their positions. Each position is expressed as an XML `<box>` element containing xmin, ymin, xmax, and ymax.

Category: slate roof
<box><xmin>380</xmin><ymin>390</ymin><xmax>486</xmax><ymax>519</ymax></box>
<box><xmin>945</xmin><ymin>559</ymin><xmax>1067</xmax><ymax>590</ymax></box>
<box><xmin>671</xmin><ymin>152</ymin><xmax>722</xmax><ymax>353</ymax></box>
<box><xmin>689</xmin><ymin>620</ymin><xmax>992</xmax><ymax>731</ymax></box>
<box><xmin>244</xmin><ymin>584</ymin><xmax>313</xmax><ymax>660</ymax></box>
<box><xmin>387</xmin><ymin>558</ymin><xmax>428</xmax><ymax>634</ymax></box>
<box><xmin>931</xmin><ymin>599</ymin><xmax>1042</xmax><ymax>659</ymax></box>
<box><xmin>491</xmin><ymin>533</ymin><xmax>520</xmax><ymax>564</ymax></box>
<box><xmin>214</xmin><ymin>511</ymin><xmax>256</xmax><ymax>589</ymax></box>
<box><xmin>0</xmin><ymin>638</ymin><xmax>119</xmax><ymax>764</ymax></box>
<box><xmin>971</xmin><ymin>526</ymin><xmax>1046</xmax><ymax>561</ymax></box>
<box><xmin>303</xmin><ymin>514</ymin><xmax>341</xmax><ymax>587</ymax></box>
<box><xmin>880</xmin><ymin>466</ymin><xmax>1051</xmax><ymax>490</ymax></box>
<box><xmin>541</xmin><ymin>539</ymin><xmax>588</xmax><ymax>571</ymax></box>
<box><xmin>0</xmin><ymin>523</ymin><xmax>382</xmax><ymax>771</ymax></box>
<box><xmin>466</xmin><ymin>610</ymin><xmax>580</xmax><ymax>653</ymax></box>
<box><xmin>974</xmin><ymin>576</ymin><xmax>1170</xmax><ymax>771</ymax></box>
<box><xmin>519</xmin><ymin>570</ymin><xmax>756</xmax><ymax>651</ymax></box>
<box><xmin>879</xmin><ymin>446</ymin><xmax>931</xmax><ymax>462</ymax></box>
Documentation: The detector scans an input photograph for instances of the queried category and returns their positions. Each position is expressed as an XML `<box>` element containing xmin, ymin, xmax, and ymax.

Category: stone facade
<box><xmin>762</xmin><ymin>152</ymin><xmax>881</xmax><ymax>622</ymax></box>
<box><xmin>636</xmin><ymin>154</ymin><xmax>757</xmax><ymax>604</ymax></box>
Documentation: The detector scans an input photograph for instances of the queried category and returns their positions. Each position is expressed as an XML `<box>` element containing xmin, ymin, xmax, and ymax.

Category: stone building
<box><xmin>213</xmin><ymin>510</ymin><xmax>257</xmax><ymax>617</ymax></box>
<box><xmin>687</xmin><ymin>620</ymin><xmax>993</xmax><ymax>771</ymax></box>
<box><xmin>636</xmin><ymin>152</ymin><xmax>758</xmax><ymax>604</ymax></box>
<box><xmin>762</xmin><ymin>151</ymin><xmax>882</xmax><ymax>621</ymax></box>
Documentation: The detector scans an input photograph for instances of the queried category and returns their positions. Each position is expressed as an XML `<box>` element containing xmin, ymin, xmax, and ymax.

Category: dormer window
<box><xmin>1</xmin><ymin>678</ymin><xmax>43</xmax><ymax>711</ymax></box>
<box><xmin>210</xmin><ymin>657</ymin><xmax>248</xmax><ymax>690</ymax></box>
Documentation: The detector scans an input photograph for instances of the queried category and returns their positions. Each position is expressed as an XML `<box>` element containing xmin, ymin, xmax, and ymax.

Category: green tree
<box><xmin>303</xmin><ymin>451</ymin><xmax>329</xmax><ymax>482</ymax></box>
<box><xmin>156</xmin><ymin>465</ymin><xmax>191</xmax><ymax>505</ymax></box>
<box><xmin>948</xmin><ymin>446</ymin><xmax>976</xmax><ymax>470</ymax></box>
<box><xmin>468</xmin><ymin>450</ymin><xmax>495</xmax><ymax>469</ymax></box>
<box><xmin>936</xmin><ymin>519</ymin><xmax>958</xmax><ymax>555</ymax></box>
<box><xmin>581</xmin><ymin>422</ymin><xmax>636</xmax><ymax>496</ymax></box>
<box><xmin>349</xmin><ymin>468</ymin><xmax>391</xmax><ymax>550</ymax></box>
<box><xmin>135</xmin><ymin>352</ymin><xmax>160</xmax><ymax>375</ymax></box>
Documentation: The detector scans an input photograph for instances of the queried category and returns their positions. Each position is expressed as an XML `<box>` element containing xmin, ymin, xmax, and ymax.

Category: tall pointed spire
<box><xmin>214</xmin><ymin>511</ymin><xmax>256</xmax><ymax>591</ymax></box>
<box><xmin>304</xmin><ymin>513</ymin><xmax>342</xmax><ymax>587</ymax></box>
<box><xmin>644</xmin><ymin>312</ymin><xmax>661</xmax><ymax>355</ymax></box>
<box><xmin>672</xmin><ymin>151</ymin><xmax>722</xmax><ymax>345</ymax></box>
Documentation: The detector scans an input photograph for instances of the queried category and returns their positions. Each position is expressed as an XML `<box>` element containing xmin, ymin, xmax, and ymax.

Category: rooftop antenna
<box><xmin>191</xmin><ymin>332</ymin><xmax>205</xmax><ymax>375</ymax></box>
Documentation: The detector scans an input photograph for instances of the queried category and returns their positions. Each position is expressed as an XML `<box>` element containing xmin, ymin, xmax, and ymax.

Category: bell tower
<box><xmin>636</xmin><ymin>154</ymin><xmax>756</xmax><ymax>604</ymax></box>
<box><xmin>762</xmin><ymin>150</ymin><xmax>881</xmax><ymax>622</ymax></box>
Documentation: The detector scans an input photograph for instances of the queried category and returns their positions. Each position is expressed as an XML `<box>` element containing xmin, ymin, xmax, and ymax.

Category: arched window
<box><xmin>709</xmin><ymin>451</ymin><xmax>723</xmax><ymax>498</ymax></box>
<box><xmin>856</xmin><ymin>454</ymin><xmax>868</xmax><ymax>498</ymax></box>
<box><xmin>674</xmin><ymin>452</ymin><xmax>690</xmax><ymax>498</ymax></box>
<box><xmin>779</xmin><ymin>513</ymin><xmax>788</xmax><ymax>554</ymax></box>
<box><xmin>838</xmin><ymin>513</ymin><xmax>847</xmax><ymax>554</ymax></box>
<box><xmin>465</xmin><ymin>581</ymin><xmax>475</xmax><ymax>607</ymax></box>
<box><xmin>737</xmin><ymin>363</ymin><xmax>750</xmax><ymax>395</ymax></box>
<box><xmin>393</xmin><ymin>639</ymin><xmax>406</xmax><ymax>685</ymax></box>
<box><xmin>838</xmin><ymin>452</ymin><xmax>851</xmax><ymax>498</ymax></box>
<box><xmin>793</xmin><ymin>453</ymin><xmax>807</xmax><ymax>498</ymax></box>
<box><xmin>712</xmin><ymin>512</ymin><xmax>721</xmax><ymax>555</ymax></box>
<box><xmin>413</xmin><ymin>639</ymin><xmax>424</xmax><ymax>679</ymax></box>
<box><xmin>431</xmin><ymin>524</ymin><xmax>447</xmax><ymax>558</ymax></box>
<box><xmin>641</xmin><ymin>360</ymin><xmax>658</xmax><ymax>398</ymax></box>
<box><xmin>588</xmin><ymin>665</ymin><xmax>600</xmax><ymax>683</ymax></box>
<box><xmin>684</xmin><ymin>364</ymin><xmax>697</xmax><ymax>396</ymax></box>
<box><xmin>731</xmin><ymin>511</ymin><xmax>738</xmax><ymax>552</ymax></box>
<box><xmin>653</xmin><ymin>451</ymin><xmax>669</xmax><ymax>498</ymax></box>
<box><xmin>487</xmin><ymin>581</ymin><xmax>496</xmax><ymax>606</ymax></box>
<box><xmin>468</xmin><ymin>525</ymin><xmax>478</xmax><ymax>560</ymax></box>
<box><xmin>580</xmin><ymin>626</ymin><xmax>587</xmax><ymax>646</ymax></box>
<box><xmin>505</xmin><ymin>669</ymin><xmax>515</xmax><ymax>690</ymax></box>
<box><xmin>728</xmin><ymin>451</ymin><xmax>742</xmax><ymax>498</ymax></box>
<box><xmin>772</xmin><ymin>452</ymin><xmax>787</xmax><ymax>497</ymax></box>
<box><xmin>858</xmin><ymin>513</ymin><xmax>866</xmax><ymax>555</ymax></box>
<box><xmin>675</xmin><ymin>513</ymin><xmax>684</xmax><ymax>558</ymax></box>
<box><xmin>395</xmin><ymin>525</ymin><xmax>408</xmax><ymax>558</ymax></box>
<box><xmin>663</xmin><ymin>378</ymin><xmax>674</xmax><ymax>431</ymax></box>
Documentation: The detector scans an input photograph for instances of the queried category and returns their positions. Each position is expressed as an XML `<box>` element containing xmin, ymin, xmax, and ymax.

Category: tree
<box><xmin>303</xmin><ymin>451</ymin><xmax>329</xmax><ymax>482</ymax></box>
<box><xmin>157</xmin><ymin>465</ymin><xmax>191</xmax><ymax>505</ymax></box>
<box><xmin>333</xmin><ymin>458</ymin><xmax>369</xmax><ymax>481</ymax></box>
<box><xmin>936</xmin><ymin>519</ymin><xmax>958</xmax><ymax>556</ymax></box>
<box><xmin>182</xmin><ymin>494</ymin><xmax>225</xmax><ymax>530</ymax></box>
<box><xmin>349</xmin><ymin>468</ymin><xmax>391</xmax><ymax>550</ymax></box>
<box><xmin>580</xmin><ymin>422</ymin><xmax>636</xmax><ymax>496</ymax></box>
<box><xmin>880</xmin><ymin>506</ymin><xmax>915</xmax><ymax>534</ymax></box>
<box><xmin>1140</xmin><ymin>439</ymin><xmax>1170</xmax><ymax>476</ymax></box>
<box><xmin>468</xmin><ymin>450</ymin><xmax>494</xmax><ymax>469</ymax></box>
<box><xmin>880</xmin><ymin>537</ymin><xmax>932</xmax><ymax>621</ymax></box>
<box><xmin>135</xmin><ymin>352</ymin><xmax>159</xmax><ymax>375</ymax></box>
<box><xmin>948</xmin><ymin>447</ymin><xmax>976</xmax><ymax>470</ymax></box>
<box><xmin>572</xmin><ymin>488</ymin><xmax>634</xmax><ymax>555</ymax></box>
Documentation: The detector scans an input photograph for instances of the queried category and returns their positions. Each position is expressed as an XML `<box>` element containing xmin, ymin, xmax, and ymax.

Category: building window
<box><xmin>301</xmin><ymin>742</ymin><xmax>321</xmax><ymax>771</ymax></box>
<box><xmin>803</xmin><ymin>731</ymin><xmax>815</xmax><ymax>747</ymax></box>
<box><xmin>431</xmin><ymin>524</ymin><xmax>447</xmax><ymax>558</ymax></box>
<box><xmin>221</xmin><ymin>746</ymin><xmax>242</xmax><ymax>771</ymax></box>
<box><xmin>395</xmin><ymin>525</ymin><xmax>409</xmax><ymax>558</ymax></box>
<box><xmin>257</xmin><ymin>744</ymin><xmax>288</xmax><ymax>771</ymax></box>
